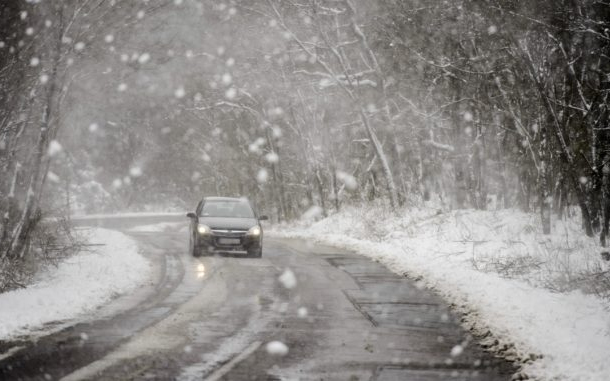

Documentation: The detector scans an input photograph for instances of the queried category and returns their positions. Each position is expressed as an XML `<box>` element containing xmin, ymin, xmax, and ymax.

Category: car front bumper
<box><xmin>195</xmin><ymin>231</ymin><xmax>261</xmax><ymax>253</ymax></box>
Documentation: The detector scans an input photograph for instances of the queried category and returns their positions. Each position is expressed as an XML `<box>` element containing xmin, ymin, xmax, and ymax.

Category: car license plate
<box><xmin>218</xmin><ymin>238</ymin><xmax>240</xmax><ymax>245</ymax></box>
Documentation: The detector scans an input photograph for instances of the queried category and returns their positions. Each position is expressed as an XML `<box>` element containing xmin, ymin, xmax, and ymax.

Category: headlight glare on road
<box><xmin>247</xmin><ymin>226</ymin><xmax>261</xmax><ymax>236</ymax></box>
<box><xmin>197</xmin><ymin>224</ymin><xmax>211</xmax><ymax>235</ymax></box>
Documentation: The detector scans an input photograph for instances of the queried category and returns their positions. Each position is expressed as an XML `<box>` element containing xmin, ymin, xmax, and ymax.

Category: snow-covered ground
<box><xmin>71</xmin><ymin>211</ymin><xmax>184</xmax><ymax>220</ymax></box>
<box><xmin>0</xmin><ymin>228</ymin><xmax>151</xmax><ymax>341</ymax></box>
<box><xmin>269</xmin><ymin>205</ymin><xmax>610</xmax><ymax>381</ymax></box>
<box><xmin>128</xmin><ymin>221</ymin><xmax>186</xmax><ymax>233</ymax></box>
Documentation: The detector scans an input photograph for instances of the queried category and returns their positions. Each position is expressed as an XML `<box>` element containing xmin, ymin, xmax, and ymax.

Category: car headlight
<box><xmin>247</xmin><ymin>225</ymin><xmax>261</xmax><ymax>236</ymax></box>
<box><xmin>197</xmin><ymin>224</ymin><xmax>211</xmax><ymax>235</ymax></box>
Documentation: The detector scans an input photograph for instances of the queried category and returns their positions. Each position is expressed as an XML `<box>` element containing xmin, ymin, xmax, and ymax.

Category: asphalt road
<box><xmin>0</xmin><ymin>217</ymin><xmax>515</xmax><ymax>380</ymax></box>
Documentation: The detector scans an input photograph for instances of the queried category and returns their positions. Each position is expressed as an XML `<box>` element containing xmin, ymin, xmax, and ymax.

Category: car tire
<box><xmin>189</xmin><ymin>234</ymin><xmax>200</xmax><ymax>257</ymax></box>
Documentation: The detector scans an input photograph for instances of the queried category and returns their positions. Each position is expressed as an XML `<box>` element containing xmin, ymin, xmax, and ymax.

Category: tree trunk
<box><xmin>314</xmin><ymin>167</ymin><xmax>327</xmax><ymax>217</ymax></box>
<box><xmin>540</xmin><ymin>124</ymin><xmax>551</xmax><ymax>234</ymax></box>
<box><xmin>601</xmin><ymin>161</ymin><xmax>610</xmax><ymax>247</ymax></box>
<box><xmin>358</xmin><ymin>110</ymin><xmax>399</xmax><ymax>209</ymax></box>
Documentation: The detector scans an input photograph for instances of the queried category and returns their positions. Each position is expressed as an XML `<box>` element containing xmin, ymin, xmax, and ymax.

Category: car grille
<box><xmin>211</xmin><ymin>229</ymin><xmax>247</xmax><ymax>238</ymax></box>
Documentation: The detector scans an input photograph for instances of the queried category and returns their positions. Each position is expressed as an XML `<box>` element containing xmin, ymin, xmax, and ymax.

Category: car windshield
<box><xmin>200</xmin><ymin>200</ymin><xmax>255</xmax><ymax>218</ymax></box>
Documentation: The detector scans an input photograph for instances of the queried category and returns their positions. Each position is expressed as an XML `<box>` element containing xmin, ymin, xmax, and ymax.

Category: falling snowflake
<box><xmin>47</xmin><ymin>172</ymin><xmax>60</xmax><ymax>183</ymax></box>
<box><xmin>175</xmin><ymin>86</ymin><xmax>186</xmax><ymax>98</ymax></box>
<box><xmin>268</xmin><ymin>107</ymin><xmax>283</xmax><ymax>117</ymax></box>
<box><xmin>336</xmin><ymin>171</ymin><xmax>357</xmax><ymax>191</ymax></box>
<box><xmin>47</xmin><ymin>140</ymin><xmax>63</xmax><ymax>157</ymax></box>
<box><xmin>271</xmin><ymin>126</ymin><xmax>282</xmax><ymax>138</ymax></box>
<box><xmin>278</xmin><ymin>268</ymin><xmax>297</xmax><ymax>289</ymax></box>
<box><xmin>450</xmin><ymin>345</ymin><xmax>464</xmax><ymax>357</ymax></box>
<box><xmin>301</xmin><ymin>205</ymin><xmax>323</xmax><ymax>220</ymax></box>
<box><xmin>265</xmin><ymin>341</ymin><xmax>288</xmax><ymax>356</ymax></box>
<box><xmin>224</xmin><ymin>87</ymin><xmax>237</xmax><ymax>99</ymax></box>
<box><xmin>191</xmin><ymin>172</ymin><xmax>201</xmax><ymax>181</ymax></box>
<box><xmin>297</xmin><ymin>307</ymin><xmax>308</xmax><ymax>318</ymax></box>
<box><xmin>129</xmin><ymin>167</ymin><xmax>143</xmax><ymax>177</ymax></box>
<box><xmin>138</xmin><ymin>53</ymin><xmax>151</xmax><ymax>64</ymax></box>
<box><xmin>256</xmin><ymin>168</ymin><xmax>268</xmax><ymax>183</ymax></box>
<box><xmin>265</xmin><ymin>152</ymin><xmax>279</xmax><ymax>164</ymax></box>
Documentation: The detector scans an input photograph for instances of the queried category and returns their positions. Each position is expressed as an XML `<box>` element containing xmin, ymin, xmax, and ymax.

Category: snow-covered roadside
<box><xmin>71</xmin><ymin>211</ymin><xmax>184</xmax><ymax>220</ymax></box>
<box><xmin>269</xmin><ymin>205</ymin><xmax>610</xmax><ymax>381</ymax></box>
<box><xmin>128</xmin><ymin>221</ymin><xmax>186</xmax><ymax>233</ymax></box>
<box><xmin>0</xmin><ymin>228</ymin><xmax>151</xmax><ymax>341</ymax></box>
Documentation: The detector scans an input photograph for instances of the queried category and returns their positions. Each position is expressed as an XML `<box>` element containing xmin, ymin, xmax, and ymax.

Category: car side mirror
<box><xmin>186</xmin><ymin>212</ymin><xmax>197</xmax><ymax>219</ymax></box>
<box><xmin>258</xmin><ymin>215</ymin><xmax>269</xmax><ymax>221</ymax></box>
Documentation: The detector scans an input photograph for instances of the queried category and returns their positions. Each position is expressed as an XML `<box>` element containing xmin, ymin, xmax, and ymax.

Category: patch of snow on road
<box><xmin>269</xmin><ymin>205</ymin><xmax>610</xmax><ymax>381</ymax></box>
<box><xmin>0</xmin><ymin>228</ymin><xmax>151</xmax><ymax>341</ymax></box>
<box><xmin>178</xmin><ymin>296</ymin><xmax>273</xmax><ymax>381</ymax></box>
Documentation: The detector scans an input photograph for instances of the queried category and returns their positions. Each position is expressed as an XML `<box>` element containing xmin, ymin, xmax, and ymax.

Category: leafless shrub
<box><xmin>355</xmin><ymin>205</ymin><xmax>394</xmax><ymax>241</ymax></box>
<box><xmin>472</xmin><ymin>245</ymin><xmax>610</xmax><ymax>300</ymax></box>
<box><xmin>488</xmin><ymin>255</ymin><xmax>545</xmax><ymax>279</ymax></box>
<box><xmin>0</xmin><ymin>217</ymin><xmax>83</xmax><ymax>293</ymax></box>
<box><xmin>558</xmin><ymin>267</ymin><xmax>610</xmax><ymax>300</ymax></box>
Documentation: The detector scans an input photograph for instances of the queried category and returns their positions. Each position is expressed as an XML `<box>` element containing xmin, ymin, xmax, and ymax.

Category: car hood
<box><xmin>198</xmin><ymin>216</ymin><xmax>258</xmax><ymax>230</ymax></box>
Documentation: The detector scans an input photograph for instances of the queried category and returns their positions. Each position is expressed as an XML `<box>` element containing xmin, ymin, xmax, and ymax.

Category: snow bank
<box><xmin>0</xmin><ymin>228</ymin><xmax>151</xmax><ymax>341</ymax></box>
<box><xmin>269</xmin><ymin>206</ymin><xmax>610</xmax><ymax>381</ymax></box>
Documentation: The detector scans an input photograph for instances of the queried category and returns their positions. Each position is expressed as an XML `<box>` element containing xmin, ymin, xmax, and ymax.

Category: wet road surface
<box><xmin>0</xmin><ymin>218</ymin><xmax>516</xmax><ymax>380</ymax></box>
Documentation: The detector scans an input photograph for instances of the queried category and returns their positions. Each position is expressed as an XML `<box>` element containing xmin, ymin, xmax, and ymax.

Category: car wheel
<box><xmin>189</xmin><ymin>233</ymin><xmax>200</xmax><ymax>257</ymax></box>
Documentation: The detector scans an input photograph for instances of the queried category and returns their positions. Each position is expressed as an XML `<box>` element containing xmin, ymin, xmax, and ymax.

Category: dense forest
<box><xmin>1</xmin><ymin>0</ymin><xmax>609</xmax><ymax>288</ymax></box>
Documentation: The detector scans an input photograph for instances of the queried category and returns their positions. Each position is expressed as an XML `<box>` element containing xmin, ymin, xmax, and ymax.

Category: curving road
<box><xmin>0</xmin><ymin>217</ymin><xmax>515</xmax><ymax>380</ymax></box>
